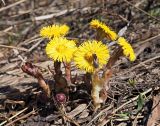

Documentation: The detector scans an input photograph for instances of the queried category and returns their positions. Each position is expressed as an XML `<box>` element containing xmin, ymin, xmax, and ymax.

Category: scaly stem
<box><xmin>53</xmin><ymin>61</ymin><xmax>69</xmax><ymax>102</ymax></box>
<box><xmin>38</xmin><ymin>77</ymin><xmax>51</xmax><ymax>97</ymax></box>
<box><xmin>64</xmin><ymin>62</ymin><xmax>72</xmax><ymax>86</ymax></box>
<box><xmin>21</xmin><ymin>62</ymin><xmax>51</xmax><ymax>97</ymax></box>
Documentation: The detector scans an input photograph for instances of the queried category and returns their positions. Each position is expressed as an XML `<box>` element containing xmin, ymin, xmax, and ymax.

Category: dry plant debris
<box><xmin>146</xmin><ymin>93</ymin><xmax>160</xmax><ymax>126</ymax></box>
<box><xmin>0</xmin><ymin>0</ymin><xmax>160</xmax><ymax>126</ymax></box>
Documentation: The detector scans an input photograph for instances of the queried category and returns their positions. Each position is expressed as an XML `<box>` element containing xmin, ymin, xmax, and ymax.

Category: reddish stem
<box><xmin>64</xmin><ymin>62</ymin><xmax>72</xmax><ymax>86</ymax></box>
<box><xmin>54</xmin><ymin>61</ymin><xmax>61</xmax><ymax>74</ymax></box>
<box><xmin>21</xmin><ymin>62</ymin><xmax>51</xmax><ymax>97</ymax></box>
<box><xmin>38</xmin><ymin>77</ymin><xmax>51</xmax><ymax>97</ymax></box>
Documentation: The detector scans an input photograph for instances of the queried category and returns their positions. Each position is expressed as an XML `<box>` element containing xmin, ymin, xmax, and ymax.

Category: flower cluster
<box><xmin>40</xmin><ymin>24</ymin><xmax>76</xmax><ymax>63</ymax></box>
<box><xmin>41</xmin><ymin>20</ymin><xmax>136</xmax><ymax>71</ymax></box>
<box><xmin>39</xmin><ymin>19</ymin><xmax>136</xmax><ymax>109</ymax></box>
<box><xmin>90</xmin><ymin>19</ymin><xmax>136</xmax><ymax>62</ymax></box>
<box><xmin>40</xmin><ymin>24</ymin><xmax>110</xmax><ymax>71</ymax></box>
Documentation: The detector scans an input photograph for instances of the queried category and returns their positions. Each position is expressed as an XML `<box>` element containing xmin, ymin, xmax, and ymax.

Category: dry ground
<box><xmin>0</xmin><ymin>0</ymin><xmax>160</xmax><ymax>126</ymax></box>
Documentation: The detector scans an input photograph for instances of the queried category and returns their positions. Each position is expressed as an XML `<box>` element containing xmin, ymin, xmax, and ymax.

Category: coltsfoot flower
<box><xmin>117</xmin><ymin>37</ymin><xmax>136</xmax><ymax>61</ymax></box>
<box><xmin>40</xmin><ymin>24</ymin><xmax>69</xmax><ymax>39</ymax></box>
<box><xmin>90</xmin><ymin>19</ymin><xmax>118</xmax><ymax>41</ymax></box>
<box><xmin>46</xmin><ymin>37</ymin><xmax>77</xmax><ymax>62</ymax></box>
<box><xmin>74</xmin><ymin>40</ymin><xmax>110</xmax><ymax>73</ymax></box>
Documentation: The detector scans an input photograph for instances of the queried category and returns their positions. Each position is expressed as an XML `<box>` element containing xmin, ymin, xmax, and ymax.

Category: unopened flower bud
<box><xmin>56</xmin><ymin>93</ymin><xmax>66</xmax><ymax>103</ymax></box>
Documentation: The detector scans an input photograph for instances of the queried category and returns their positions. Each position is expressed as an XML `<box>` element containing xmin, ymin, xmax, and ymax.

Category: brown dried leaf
<box><xmin>146</xmin><ymin>95</ymin><xmax>160</xmax><ymax>126</ymax></box>
<box><xmin>67</xmin><ymin>104</ymin><xmax>87</xmax><ymax>118</ymax></box>
<box><xmin>55</xmin><ymin>104</ymin><xmax>87</xmax><ymax>124</ymax></box>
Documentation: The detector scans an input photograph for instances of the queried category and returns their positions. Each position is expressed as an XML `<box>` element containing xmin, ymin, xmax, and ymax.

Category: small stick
<box><xmin>132</xmin><ymin>113</ymin><xmax>141</xmax><ymax>126</ymax></box>
<box><xmin>123</xmin><ymin>0</ymin><xmax>160</xmax><ymax>21</ymax></box>
<box><xmin>0</xmin><ymin>44</ymin><xmax>28</xmax><ymax>52</ymax></box>
<box><xmin>5</xmin><ymin>109</ymin><xmax>36</xmax><ymax>126</ymax></box>
<box><xmin>28</xmin><ymin>39</ymin><xmax>43</xmax><ymax>52</ymax></box>
<box><xmin>86</xmin><ymin>105</ymin><xmax>113</xmax><ymax>126</ymax></box>
<box><xmin>13</xmin><ymin>49</ymin><xmax>26</xmax><ymax>63</ymax></box>
<box><xmin>122</xmin><ymin>54</ymin><xmax>160</xmax><ymax>75</ymax></box>
<box><xmin>98</xmin><ymin>88</ymin><xmax>152</xmax><ymax>126</ymax></box>
<box><xmin>113</xmin><ymin>88</ymin><xmax>152</xmax><ymax>115</ymax></box>
<box><xmin>53</xmin><ymin>97</ymin><xmax>80</xmax><ymax>126</ymax></box>
<box><xmin>63</xmin><ymin>114</ymin><xmax>80</xmax><ymax>126</ymax></box>
<box><xmin>1</xmin><ymin>0</ymin><xmax>5</xmax><ymax>5</ymax></box>
<box><xmin>0</xmin><ymin>107</ymin><xmax>28</xmax><ymax>126</ymax></box>
<box><xmin>134</xmin><ymin>33</ymin><xmax>160</xmax><ymax>47</ymax></box>
<box><xmin>0</xmin><ymin>0</ymin><xmax>27</xmax><ymax>12</ymax></box>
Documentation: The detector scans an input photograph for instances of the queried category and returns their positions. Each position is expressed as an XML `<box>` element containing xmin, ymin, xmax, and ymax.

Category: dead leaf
<box><xmin>67</xmin><ymin>104</ymin><xmax>87</xmax><ymax>118</ymax></box>
<box><xmin>0</xmin><ymin>52</ymin><xmax>4</xmax><ymax>58</ymax></box>
<box><xmin>146</xmin><ymin>94</ymin><xmax>160</xmax><ymax>126</ymax></box>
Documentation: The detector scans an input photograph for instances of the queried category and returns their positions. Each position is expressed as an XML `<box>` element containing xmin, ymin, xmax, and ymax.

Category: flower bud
<box><xmin>55</xmin><ymin>93</ymin><xmax>66</xmax><ymax>103</ymax></box>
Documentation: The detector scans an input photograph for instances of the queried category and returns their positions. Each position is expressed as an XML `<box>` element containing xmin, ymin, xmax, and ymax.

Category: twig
<box><xmin>53</xmin><ymin>97</ymin><xmax>81</xmax><ymax>126</ymax></box>
<box><xmin>98</xmin><ymin>88</ymin><xmax>152</xmax><ymax>126</ymax></box>
<box><xmin>1</xmin><ymin>0</ymin><xmax>5</xmax><ymax>5</ymax></box>
<box><xmin>123</xmin><ymin>0</ymin><xmax>160</xmax><ymax>21</ymax></box>
<box><xmin>34</xmin><ymin>6</ymin><xmax>92</xmax><ymax>21</ymax></box>
<box><xmin>134</xmin><ymin>33</ymin><xmax>160</xmax><ymax>47</ymax></box>
<box><xmin>5</xmin><ymin>109</ymin><xmax>36</xmax><ymax>126</ymax></box>
<box><xmin>28</xmin><ymin>39</ymin><xmax>43</xmax><ymax>52</ymax></box>
<box><xmin>13</xmin><ymin>49</ymin><xmax>26</xmax><ymax>63</ymax></box>
<box><xmin>0</xmin><ymin>44</ymin><xmax>28</xmax><ymax>52</ymax></box>
<box><xmin>132</xmin><ymin>113</ymin><xmax>141</xmax><ymax>126</ymax></box>
<box><xmin>63</xmin><ymin>114</ymin><xmax>80</xmax><ymax>126</ymax></box>
<box><xmin>0</xmin><ymin>107</ymin><xmax>28</xmax><ymax>126</ymax></box>
<box><xmin>113</xmin><ymin>115</ymin><xmax>143</xmax><ymax>121</ymax></box>
<box><xmin>18</xmin><ymin>35</ymin><xmax>40</xmax><ymax>46</ymax></box>
<box><xmin>122</xmin><ymin>54</ymin><xmax>160</xmax><ymax>75</ymax></box>
<box><xmin>0</xmin><ymin>0</ymin><xmax>27</xmax><ymax>12</ymax></box>
<box><xmin>86</xmin><ymin>105</ymin><xmax>113</xmax><ymax>126</ymax></box>
<box><xmin>0</xmin><ymin>31</ymin><xmax>18</xmax><ymax>37</ymax></box>
<box><xmin>135</xmin><ymin>0</ymin><xmax>146</xmax><ymax>7</ymax></box>
<box><xmin>34</xmin><ymin>9</ymin><xmax>76</xmax><ymax>21</ymax></box>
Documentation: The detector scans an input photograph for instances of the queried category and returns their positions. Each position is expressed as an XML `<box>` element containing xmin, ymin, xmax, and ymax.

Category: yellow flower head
<box><xmin>90</xmin><ymin>19</ymin><xmax>118</xmax><ymax>41</ymax></box>
<box><xmin>117</xmin><ymin>37</ymin><xmax>136</xmax><ymax>61</ymax></box>
<box><xmin>46</xmin><ymin>37</ymin><xmax>77</xmax><ymax>62</ymax></box>
<box><xmin>40</xmin><ymin>24</ymin><xmax>69</xmax><ymax>39</ymax></box>
<box><xmin>74</xmin><ymin>40</ymin><xmax>110</xmax><ymax>73</ymax></box>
